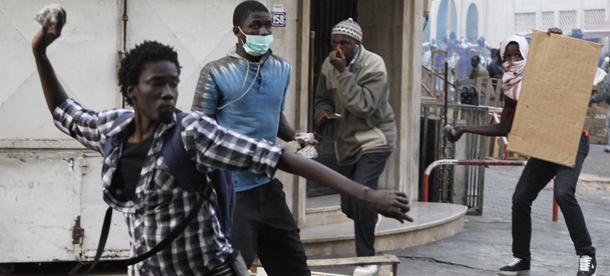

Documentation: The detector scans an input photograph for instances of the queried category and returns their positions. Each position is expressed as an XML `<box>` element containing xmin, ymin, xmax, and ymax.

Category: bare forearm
<box><xmin>276</xmin><ymin>151</ymin><xmax>371</xmax><ymax>204</ymax></box>
<box><xmin>277</xmin><ymin>113</ymin><xmax>297</xmax><ymax>142</ymax></box>
<box><xmin>462</xmin><ymin>123</ymin><xmax>510</xmax><ymax>137</ymax></box>
<box><xmin>34</xmin><ymin>52</ymin><xmax>68</xmax><ymax>113</ymax></box>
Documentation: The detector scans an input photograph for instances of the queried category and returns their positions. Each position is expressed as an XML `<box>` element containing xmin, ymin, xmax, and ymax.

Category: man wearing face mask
<box><xmin>191</xmin><ymin>1</ymin><xmax>309</xmax><ymax>275</ymax></box>
<box><xmin>314</xmin><ymin>18</ymin><xmax>397</xmax><ymax>276</ymax></box>
<box><xmin>446</xmin><ymin>28</ymin><xmax>597</xmax><ymax>276</ymax></box>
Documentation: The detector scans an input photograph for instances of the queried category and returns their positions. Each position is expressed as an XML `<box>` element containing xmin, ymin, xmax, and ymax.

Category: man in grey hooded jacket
<box><xmin>314</xmin><ymin>18</ymin><xmax>397</xmax><ymax>276</ymax></box>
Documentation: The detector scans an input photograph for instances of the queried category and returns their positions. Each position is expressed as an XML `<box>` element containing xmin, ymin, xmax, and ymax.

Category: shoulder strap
<box><xmin>162</xmin><ymin>112</ymin><xmax>206</xmax><ymax>192</ymax></box>
<box><xmin>76</xmin><ymin>196</ymin><xmax>204</xmax><ymax>274</ymax></box>
<box><xmin>103</xmin><ymin>112</ymin><xmax>134</xmax><ymax>158</ymax></box>
<box><xmin>161</xmin><ymin>112</ymin><xmax>235</xmax><ymax>238</ymax></box>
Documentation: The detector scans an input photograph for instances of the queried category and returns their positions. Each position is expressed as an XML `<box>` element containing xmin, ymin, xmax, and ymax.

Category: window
<box><xmin>515</xmin><ymin>12</ymin><xmax>536</xmax><ymax>33</ymax></box>
<box><xmin>585</xmin><ymin>9</ymin><xmax>606</xmax><ymax>29</ymax></box>
<box><xmin>559</xmin><ymin>10</ymin><xmax>577</xmax><ymax>32</ymax></box>
<box><xmin>541</xmin><ymin>11</ymin><xmax>554</xmax><ymax>30</ymax></box>
<box><xmin>466</xmin><ymin>4</ymin><xmax>478</xmax><ymax>41</ymax></box>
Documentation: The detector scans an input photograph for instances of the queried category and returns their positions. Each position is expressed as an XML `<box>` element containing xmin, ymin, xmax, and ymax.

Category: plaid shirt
<box><xmin>53</xmin><ymin>99</ymin><xmax>283</xmax><ymax>275</ymax></box>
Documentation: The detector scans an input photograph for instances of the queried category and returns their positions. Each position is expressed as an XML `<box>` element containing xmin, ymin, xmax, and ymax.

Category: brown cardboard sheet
<box><xmin>507</xmin><ymin>30</ymin><xmax>602</xmax><ymax>167</ymax></box>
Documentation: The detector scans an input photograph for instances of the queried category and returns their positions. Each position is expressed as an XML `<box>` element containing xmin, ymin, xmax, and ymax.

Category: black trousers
<box><xmin>512</xmin><ymin>134</ymin><xmax>595</xmax><ymax>259</ymax></box>
<box><xmin>338</xmin><ymin>151</ymin><xmax>391</xmax><ymax>257</ymax></box>
<box><xmin>229</xmin><ymin>179</ymin><xmax>310</xmax><ymax>276</ymax></box>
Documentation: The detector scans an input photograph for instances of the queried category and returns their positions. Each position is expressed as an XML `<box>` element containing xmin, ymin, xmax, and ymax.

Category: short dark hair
<box><xmin>233</xmin><ymin>1</ymin><xmax>269</xmax><ymax>27</ymax></box>
<box><xmin>118</xmin><ymin>41</ymin><xmax>181</xmax><ymax>106</ymax></box>
<box><xmin>472</xmin><ymin>55</ymin><xmax>481</xmax><ymax>62</ymax></box>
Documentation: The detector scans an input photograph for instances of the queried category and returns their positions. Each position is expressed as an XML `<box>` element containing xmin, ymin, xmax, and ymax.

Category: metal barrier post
<box><xmin>422</xmin><ymin>159</ymin><xmax>527</xmax><ymax>203</ymax></box>
<box><xmin>553</xmin><ymin>178</ymin><xmax>559</xmax><ymax>222</ymax></box>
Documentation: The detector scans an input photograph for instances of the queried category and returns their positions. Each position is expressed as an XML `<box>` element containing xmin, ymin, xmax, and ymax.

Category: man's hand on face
<box><xmin>32</xmin><ymin>8</ymin><xmax>67</xmax><ymax>55</ymax></box>
<box><xmin>329</xmin><ymin>49</ymin><xmax>347</xmax><ymax>73</ymax></box>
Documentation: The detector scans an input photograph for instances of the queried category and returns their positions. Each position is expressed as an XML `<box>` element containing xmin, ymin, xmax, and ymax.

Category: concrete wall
<box><xmin>357</xmin><ymin>0</ymin><xmax>423</xmax><ymax>200</ymax></box>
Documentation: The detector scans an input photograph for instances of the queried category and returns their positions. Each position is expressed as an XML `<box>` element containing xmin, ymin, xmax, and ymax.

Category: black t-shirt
<box><xmin>112</xmin><ymin>134</ymin><xmax>154</xmax><ymax>200</ymax></box>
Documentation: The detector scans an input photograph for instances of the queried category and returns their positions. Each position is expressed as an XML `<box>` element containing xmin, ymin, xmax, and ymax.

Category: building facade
<box><xmin>425</xmin><ymin>0</ymin><xmax>610</xmax><ymax>51</ymax></box>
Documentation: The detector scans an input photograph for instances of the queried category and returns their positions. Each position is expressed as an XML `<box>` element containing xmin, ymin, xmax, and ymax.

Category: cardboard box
<box><xmin>507</xmin><ymin>31</ymin><xmax>602</xmax><ymax>167</ymax></box>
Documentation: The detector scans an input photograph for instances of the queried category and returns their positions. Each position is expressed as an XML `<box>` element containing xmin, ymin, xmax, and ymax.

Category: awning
<box><xmin>583</xmin><ymin>20</ymin><xmax>610</xmax><ymax>39</ymax></box>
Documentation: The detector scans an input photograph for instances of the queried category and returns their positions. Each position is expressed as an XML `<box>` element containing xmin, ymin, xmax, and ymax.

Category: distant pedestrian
<box><xmin>487</xmin><ymin>48</ymin><xmax>504</xmax><ymax>79</ymax></box>
<box><xmin>446</xmin><ymin>28</ymin><xmax>597</xmax><ymax>276</ymax></box>
<box><xmin>468</xmin><ymin>55</ymin><xmax>489</xmax><ymax>80</ymax></box>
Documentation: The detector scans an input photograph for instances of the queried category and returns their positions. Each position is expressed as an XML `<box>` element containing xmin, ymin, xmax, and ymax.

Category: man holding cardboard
<box><xmin>446</xmin><ymin>28</ymin><xmax>597</xmax><ymax>276</ymax></box>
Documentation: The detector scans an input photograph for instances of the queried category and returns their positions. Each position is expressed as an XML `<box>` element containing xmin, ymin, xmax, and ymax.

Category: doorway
<box><xmin>307</xmin><ymin>0</ymin><xmax>358</xmax><ymax>197</ymax></box>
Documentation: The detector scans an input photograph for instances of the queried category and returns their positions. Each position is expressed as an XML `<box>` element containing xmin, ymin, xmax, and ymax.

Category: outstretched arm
<box><xmin>446</xmin><ymin>97</ymin><xmax>517</xmax><ymax>142</ymax></box>
<box><xmin>32</xmin><ymin>9</ymin><xmax>68</xmax><ymax>113</ymax></box>
<box><xmin>276</xmin><ymin>151</ymin><xmax>413</xmax><ymax>223</ymax></box>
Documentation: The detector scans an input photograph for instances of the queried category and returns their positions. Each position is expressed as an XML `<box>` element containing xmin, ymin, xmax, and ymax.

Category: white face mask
<box><xmin>502</xmin><ymin>59</ymin><xmax>527</xmax><ymax>101</ymax></box>
<box><xmin>238</xmin><ymin>27</ymin><xmax>273</xmax><ymax>56</ymax></box>
<box><xmin>502</xmin><ymin>59</ymin><xmax>526</xmax><ymax>72</ymax></box>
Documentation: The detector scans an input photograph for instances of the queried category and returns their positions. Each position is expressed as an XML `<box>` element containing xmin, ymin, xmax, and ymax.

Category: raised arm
<box><xmin>276</xmin><ymin>151</ymin><xmax>413</xmax><ymax>223</ymax></box>
<box><xmin>32</xmin><ymin>9</ymin><xmax>68</xmax><ymax>113</ymax></box>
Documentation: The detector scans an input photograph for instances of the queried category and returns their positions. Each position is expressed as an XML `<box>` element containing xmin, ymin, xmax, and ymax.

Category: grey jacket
<box><xmin>314</xmin><ymin>46</ymin><xmax>396</xmax><ymax>165</ymax></box>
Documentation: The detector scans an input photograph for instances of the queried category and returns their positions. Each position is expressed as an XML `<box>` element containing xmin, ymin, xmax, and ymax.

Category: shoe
<box><xmin>577</xmin><ymin>255</ymin><xmax>596</xmax><ymax>276</ymax></box>
<box><xmin>604</xmin><ymin>148</ymin><xmax>610</xmax><ymax>153</ymax></box>
<box><xmin>353</xmin><ymin>264</ymin><xmax>378</xmax><ymax>276</ymax></box>
<box><xmin>498</xmin><ymin>257</ymin><xmax>530</xmax><ymax>275</ymax></box>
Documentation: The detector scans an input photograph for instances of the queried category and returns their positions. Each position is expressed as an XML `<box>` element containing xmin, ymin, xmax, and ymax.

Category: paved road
<box><xmin>3</xmin><ymin>143</ymin><xmax>610</xmax><ymax>276</ymax></box>
<box><xmin>316</xmin><ymin>143</ymin><xmax>610</xmax><ymax>276</ymax></box>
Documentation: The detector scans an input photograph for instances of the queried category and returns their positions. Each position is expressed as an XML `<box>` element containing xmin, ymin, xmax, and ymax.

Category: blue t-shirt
<box><xmin>192</xmin><ymin>49</ymin><xmax>292</xmax><ymax>192</ymax></box>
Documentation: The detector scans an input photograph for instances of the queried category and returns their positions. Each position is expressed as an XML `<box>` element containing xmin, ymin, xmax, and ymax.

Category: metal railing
<box><xmin>420</xmin><ymin>102</ymin><xmax>490</xmax><ymax>215</ymax></box>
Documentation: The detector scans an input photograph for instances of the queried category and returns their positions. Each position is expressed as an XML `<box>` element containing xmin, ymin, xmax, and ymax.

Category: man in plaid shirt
<box><xmin>32</xmin><ymin>8</ymin><xmax>412</xmax><ymax>276</ymax></box>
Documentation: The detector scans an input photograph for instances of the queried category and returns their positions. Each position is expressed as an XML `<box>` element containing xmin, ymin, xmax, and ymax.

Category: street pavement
<box><xmin>3</xmin><ymin>143</ymin><xmax>610</xmax><ymax>276</ymax></box>
<box><xmin>315</xmin><ymin>142</ymin><xmax>610</xmax><ymax>276</ymax></box>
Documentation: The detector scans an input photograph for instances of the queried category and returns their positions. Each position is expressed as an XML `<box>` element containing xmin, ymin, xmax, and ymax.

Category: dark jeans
<box><xmin>338</xmin><ymin>151</ymin><xmax>391</xmax><ymax>257</ymax></box>
<box><xmin>229</xmin><ymin>179</ymin><xmax>310</xmax><ymax>276</ymax></box>
<box><xmin>512</xmin><ymin>134</ymin><xmax>595</xmax><ymax>259</ymax></box>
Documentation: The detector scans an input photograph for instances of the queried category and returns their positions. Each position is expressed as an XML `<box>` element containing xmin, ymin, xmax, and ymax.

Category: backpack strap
<box><xmin>162</xmin><ymin>112</ymin><xmax>234</xmax><ymax>238</ymax></box>
<box><xmin>103</xmin><ymin>112</ymin><xmax>134</xmax><ymax>158</ymax></box>
<box><xmin>78</xmin><ymin>195</ymin><xmax>205</xmax><ymax>274</ymax></box>
<box><xmin>161</xmin><ymin>112</ymin><xmax>206</xmax><ymax>192</ymax></box>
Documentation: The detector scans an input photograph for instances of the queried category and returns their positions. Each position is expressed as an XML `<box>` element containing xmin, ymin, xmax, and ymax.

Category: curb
<box><xmin>578</xmin><ymin>173</ymin><xmax>610</xmax><ymax>190</ymax></box>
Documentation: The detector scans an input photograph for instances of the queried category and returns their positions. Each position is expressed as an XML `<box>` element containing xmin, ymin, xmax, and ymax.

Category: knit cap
<box><xmin>332</xmin><ymin>18</ymin><xmax>362</xmax><ymax>42</ymax></box>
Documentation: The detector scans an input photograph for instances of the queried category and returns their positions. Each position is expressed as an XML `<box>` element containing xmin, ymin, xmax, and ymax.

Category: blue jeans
<box><xmin>512</xmin><ymin>134</ymin><xmax>595</xmax><ymax>259</ymax></box>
